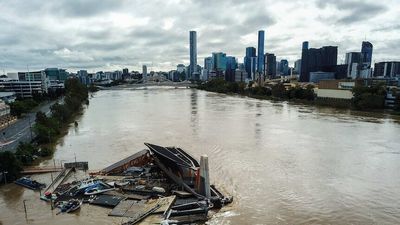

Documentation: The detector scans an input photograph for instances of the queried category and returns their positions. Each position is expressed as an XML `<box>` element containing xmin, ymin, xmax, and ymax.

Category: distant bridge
<box><xmin>99</xmin><ymin>75</ymin><xmax>198</xmax><ymax>90</ymax></box>
<box><xmin>101</xmin><ymin>82</ymin><xmax>197</xmax><ymax>90</ymax></box>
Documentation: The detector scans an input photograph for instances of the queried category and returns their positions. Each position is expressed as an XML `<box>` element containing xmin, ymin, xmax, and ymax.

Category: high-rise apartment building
<box><xmin>244</xmin><ymin>47</ymin><xmax>256</xmax><ymax>79</ymax></box>
<box><xmin>257</xmin><ymin>30</ymin><xmax>265</xmax><ymax>74</ymax></box>
<box><xmin>265</xmin><ymin>53</ymin><xmax>277</xmax><ymax>79</ymax></box>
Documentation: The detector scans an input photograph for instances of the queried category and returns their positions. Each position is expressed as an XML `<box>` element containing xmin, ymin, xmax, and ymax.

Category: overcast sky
<box><xmin>0</xmin><ymin>0</ymin><xmax>399</xmax><ymax>73</ymax></box>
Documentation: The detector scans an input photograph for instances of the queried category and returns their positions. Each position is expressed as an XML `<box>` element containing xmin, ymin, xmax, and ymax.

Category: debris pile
<box><xmin>38</xmin><ymin>143</ymin><xmax>232</xmax><ymax>224</ymax></box>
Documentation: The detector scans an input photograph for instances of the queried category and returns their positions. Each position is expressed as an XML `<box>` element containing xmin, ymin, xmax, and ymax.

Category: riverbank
<box><xmin>2</xmin><ymin>88</ymin><xmax>400</xmax><ymax>225</ymax></box>
<box><xmin>0</xmin><ymin>78</ymin><xmax>92</xmax><ymax>183</ymax></box>
<box><xmin>197</xmin><ymin>79</ymin><xmax>400</xmax><ymax>115</ymax></box>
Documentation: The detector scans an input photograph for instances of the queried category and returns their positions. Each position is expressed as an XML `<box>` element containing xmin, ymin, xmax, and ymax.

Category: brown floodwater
<box><xmin>1</xmin><ymin>87</ymin><xmax>400</xmax><ymax>225</ymax></box>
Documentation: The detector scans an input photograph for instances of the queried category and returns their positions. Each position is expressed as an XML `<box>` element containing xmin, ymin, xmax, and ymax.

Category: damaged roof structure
<box><xmin>44</xmin><ymin>143</ymin><xmax>232</xmax><ymax>225</ymax></box>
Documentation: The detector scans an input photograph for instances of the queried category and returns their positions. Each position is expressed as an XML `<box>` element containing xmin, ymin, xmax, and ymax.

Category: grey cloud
<box><xmin>242</xmin><ymin>11</ymin><xmax>276</xmax><ymax>31</ymax></box>
<box><xmin>316</xmin><ymin>0</ymin><xmax>387</xmax><ymax>24</ymax></box>
<box><xmin>0</xmin><ymin>0</ymin><xmax>398</xmax><ymax>72</ymax></box>
<box><xmin>372</xmin><ymin>24</ymin><xmax>400</xmax><ymax>32</ymax></box>
<box><xmin>50</xmin><ymin>0</ymin><xmax>127</xmax><ymax>17</ymax></box>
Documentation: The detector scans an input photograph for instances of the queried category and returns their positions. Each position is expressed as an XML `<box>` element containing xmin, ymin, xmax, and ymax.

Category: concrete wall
<box><xmin>317</xmin><ymin>89</ymin><xmax>353</xmax><ymax>99</ymax></box>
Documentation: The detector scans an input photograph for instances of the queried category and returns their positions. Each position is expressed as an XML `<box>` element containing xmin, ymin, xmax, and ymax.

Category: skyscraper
<box><xmin>300</xmin><ymin>42</ymin><xmax>338</xmax><ymax>82</ymax></box>
<box><xmin>279</xmin><ymin>59</ymin><xmax>289</xmax><ymax>75</ymax></box>
<box><xmin>204</xmin><ymin>57</ymin><xmax>213</xmax><ymax>71</ymax></box>
<box><xmin>250</xmin><ymin>57</ymin><xmax>257</xmax><ymax>80</ymax></box>
<box><xmin>244</xmin><ymin>47</ymin><xmax>256</xmax><ymax>79</ymax></box>
<box><xmin>264</xmin><ymin>53</ymin><xmax>277</xmax><ymax>79</ymax></box>
<box><xmin>294</xmin><ymin>59</ymin><xmax>301</xmax><ymax>75</ymax></box>
<box><xmin>257</xmin><ymin>30</ymin><xmax>265</xmax><ymax>75</ymax></box>
<box><xmin>361</xmin><ymin>41</ymin><xmax>373</xmax><ymax>69</ymax></box>
<box><xmin>345</xmin><ymin>52</ymin><xmax>362</xmax><ymax>78</ymax></box>
<box><xmin>212</xmin><ymin>52</ymin><xmax>227</xmax><ymax>71</ymax></box>
<box><xmin>189</xmin><ymin>31</ymin><xmax>197</xmax><ymax>79</ymax></box>
<box><xmin>300</xmin><ymin>41</ymin><xmax>309</xmax><ymax>82</ymax></box>
<box><xmin>225</xmin><ymin>56</ymin><xmax>237</xmax><ymax>82</ymax></box>
<box><xmin>142</xmin><ymin>65</ymin><xmax>147</xmax><ymax>81</ymax></box>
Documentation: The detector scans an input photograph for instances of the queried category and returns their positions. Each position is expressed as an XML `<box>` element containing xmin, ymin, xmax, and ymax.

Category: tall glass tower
<box><xmin>257</xmin><ymin>30</ymin><xmax>265</xmax><ymax>74</ymax></box>
<box><xmin>189</xmin><ymin>31</ymin><xmax>197</xmax><ymax>79</ymax></box>
<box><xmin>300</xmin><ymin>41</ymin><xmax>309</xmax><ymax>82</ymax></box>
<box><xmin>244</xmin><ymin>47</ymin><xmax>256</xmax><ymax>79</ymax></box>
<box><xmin>361</xmin><ymin>41</ymin><xmax>373</xmax><ymax>69</ymax></box>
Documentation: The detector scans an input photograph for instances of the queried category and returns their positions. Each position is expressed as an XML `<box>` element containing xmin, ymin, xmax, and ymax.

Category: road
<box><xmin>0</xmin><ymin>100</ymin><xmax>58</xmax><ymax>153</ymax></box>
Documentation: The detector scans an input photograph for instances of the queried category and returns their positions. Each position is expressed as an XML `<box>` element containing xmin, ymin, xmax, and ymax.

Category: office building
<box><xmin>374</xmin><ymin>62</ymin><xmax>400</xmax><ymax>78</ymax></box>
<box><xmin>44</xmin><ymin>68</ymin><xmax>69</xmax><ymax>81</ymax></box>
<box><xmin>300</xmin><ymin>42</ymin><xmax>309</xmax><ymax>82</ymax></box>
<box><xmin>265</xmin><ymin>53</ymin><xmax>277</xmax><ymax>79</ymax></box>
<box><xmin>204</xmin><ymin>57</ymin><xmax>213</xmax><ymax>70</ymax></box>
<box><xmin>345</xmin><ymin>52</ymin><xmax>362</xmax><ymax>78</ymax></box>
<box><xmin>300</xmin><ymin>42</ymin><xmax>338</xmax><ymax>82</ymax></box>
<box><xmin>112</xmin><ymin>71</ymin><xmax>122</xmax><ymax>80</ymax></box>
<box><xmin>257</xmin><ymin>30</ymin><xmax>265</xmax><ymax>75</ymax></box>
<box><xmin>294</xmin><ymin>59</ymin><xmax>301</xmax><ymax>75</ymax></box>
<box><xmin>189</xmin><ymin>31</ymin><xmax>197</xmax><ymax>79</ymax></box>
<box><xmin>0</xmin><ymin>78</ymin><xmax>47</xmax><ymax>98</ymax></box>
<box><xmin>212</xmin><ymin>52</ymin><xmax>227</xmax><ymax>72</ymax></box>
<box><xmin>335</xmin><ymin>64</ymin><xmax>349</xmax><ymax>80</ymax></box>
<box><xmin>225</xmin><ymin>56</ymin><xmax>237</xmax><ymax>82</ymax></box>
<box><xmin>244</xmin><ymin>47</ymin><xmax>256</xmax><ymax>79</ymax></box>
<box><xmin>280</xmin><ymin>59</ymin><xmax>289</xmax><ymax>76</ymax></box>
<box><xmin>77</xmin><ymin>70</ymin><xmax>90</xmax><ymax>85</ymax></box>
<box><xmin>235</xmin><ymin>69</ymin><xmax>248</xmax><ymax>82</ymax></box>
<box><xmin>18</xmin><ymin>71</ymin><xmax>46</xmax><ymax>82</ymax></box>
<box><xmin>361</xmin><ymin>41</ymin><xmax>373</xmax><ymax>69</ymax></box>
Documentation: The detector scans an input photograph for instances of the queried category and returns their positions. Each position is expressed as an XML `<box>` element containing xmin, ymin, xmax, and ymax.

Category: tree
<box><xmin>9</xmin><ymin>99</ymin><xmax>39</xmax><ymax>117</ymax></box>
<box><xmin>352</xmin><ymin>84</ymin><xmax>386</xmax><ymax>110</ymax></box>
<box><xmin>271</xmin><ymin>83</ymin><xmax>287</xmax><ymax>99</ymax></box>
<box><xmin>51</xmin><ymin>103</ymin><xmax>71</xmax><ymax>123</ymax></box>
<box><xmin>0</xmin><ymin>151</ymin><xmax>22</xmax><ymax>182</ymax></box>
<box><xmin>15</xmin><ymin>142</ymin><xmax>39</xmax><ymax>165</ymax></box>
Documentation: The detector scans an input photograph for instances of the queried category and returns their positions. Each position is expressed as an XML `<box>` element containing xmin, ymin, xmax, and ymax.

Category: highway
<box><xmin>0</xmin><ymin>100</ymin><xmax>57</xmax><ymax>153</ymax></box>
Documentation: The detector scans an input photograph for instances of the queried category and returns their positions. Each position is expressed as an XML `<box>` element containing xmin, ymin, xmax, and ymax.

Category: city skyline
<box><xmin>0</xmin><ymin>0</ymin><xmax>399</xmax><ymax>72</ymax></box>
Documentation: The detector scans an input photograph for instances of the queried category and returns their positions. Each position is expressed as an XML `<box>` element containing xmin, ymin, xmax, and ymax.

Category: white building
<box><xmin>0</xmin><ymin>79</ymin><xmax>46</xmax><ymax>98</ymax></box>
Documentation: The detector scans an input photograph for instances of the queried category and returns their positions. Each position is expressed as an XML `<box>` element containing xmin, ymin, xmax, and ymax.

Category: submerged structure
<box><xmin>35</xmin><ymin>143</ymin><xmax>232</xmax><ymax>224</ymax></box>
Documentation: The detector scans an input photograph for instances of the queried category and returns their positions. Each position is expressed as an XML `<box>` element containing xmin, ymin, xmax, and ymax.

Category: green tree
<box><xmin>352</xmin><ymin>84</ymin><xmax>386</xmax><ymax>110</ymax></box>
<box><xmin>0</xmin><ymin>151</ymin><xmax>22</xmax><ymax>182</ymax></box>
<box><xmin>50</xmin><ymin>103</ymin><xmax>71</xmax><ymax>123</ymax></box>
<box><xmin>9</xmin><ymin>99</ymin><xmax>39</xmax><ymax>117</ymax></box>
<box><xmin>271</xmin><ymin>83</ymin><xmax>287</xmax><ymax>99</ymax></box>
<box><xmin>15</xmin><ymin>142</ymin><xmax>39</xmax><ymax>165</ymax></box>
<box><xmin>34</xmin><ymin>111</ymin><xmax>60</xmax><ymax>144</ymax></box>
